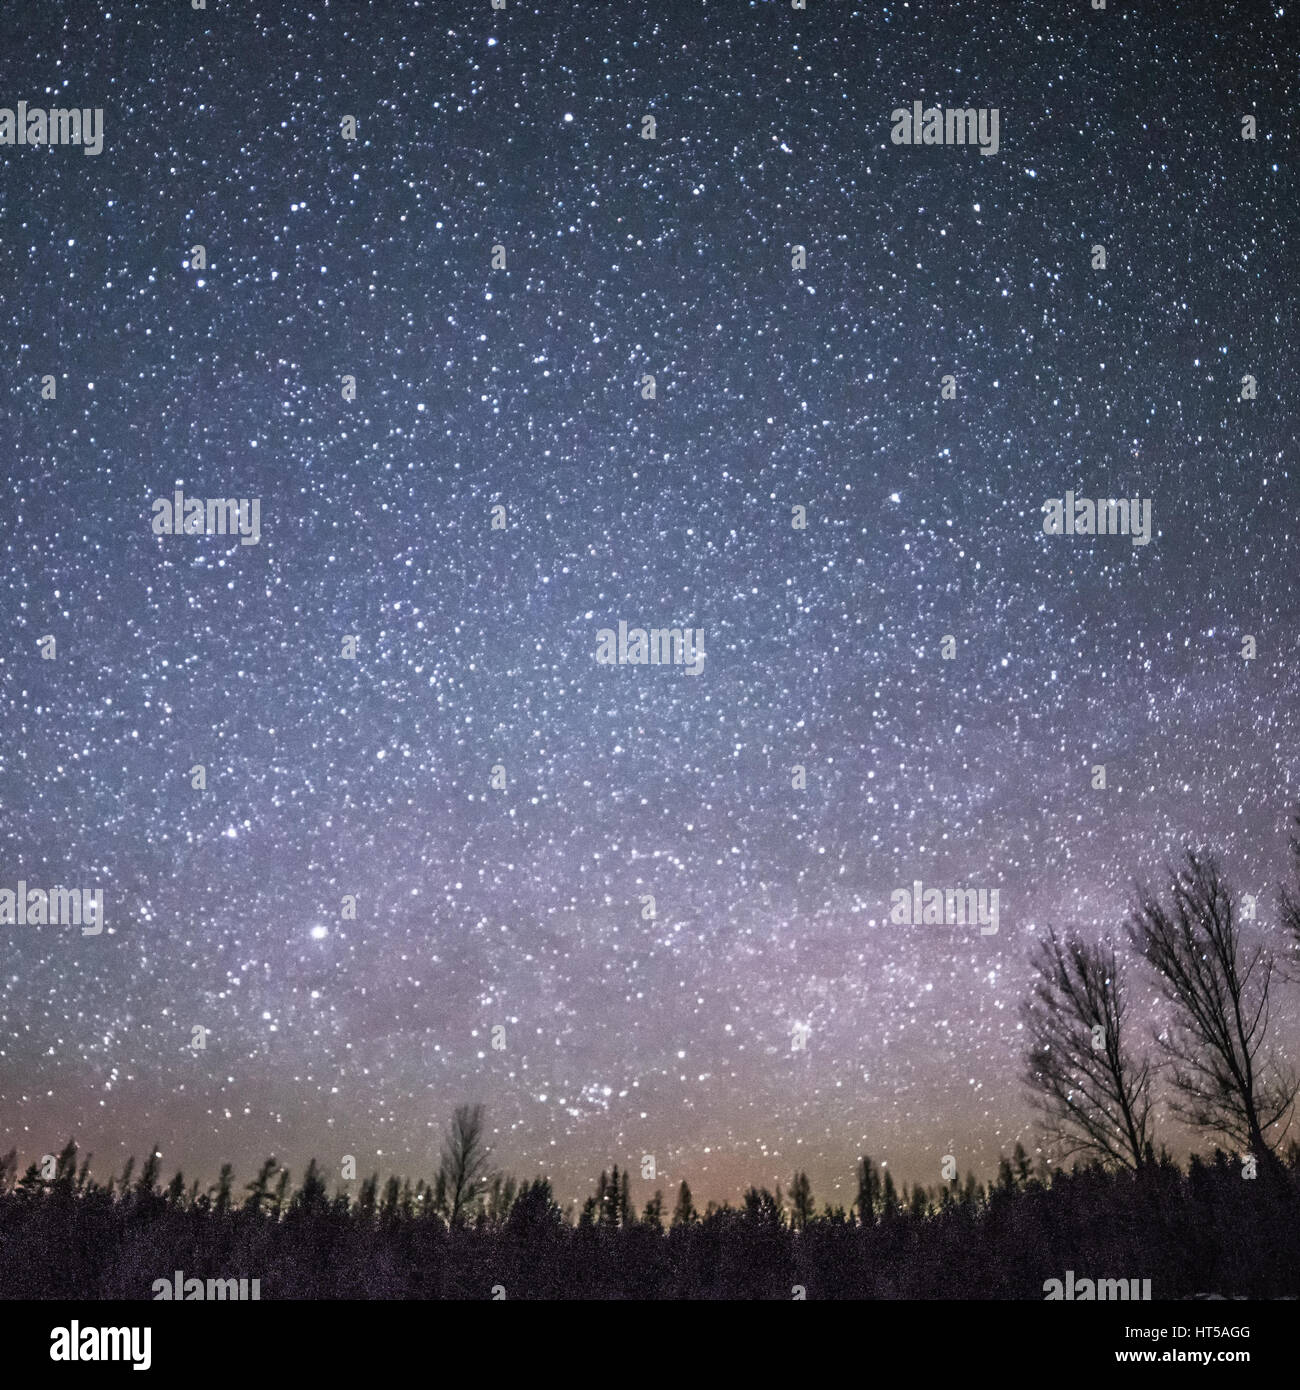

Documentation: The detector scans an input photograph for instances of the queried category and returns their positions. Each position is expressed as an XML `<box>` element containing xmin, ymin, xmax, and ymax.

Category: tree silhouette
<box><xmin>671</xmin><ymin>1179</ymin><xmax>697</xmax><ymax>1227</ymax></box>
<box><xmin>855</xmin><ymin>1155</ymin><xmax>881</xmax><ymax>1225</ymax></box>
<box><xmin>51</xmin><ymin>1139</ymin><xmax>78</xmax><ymax>1199</ymax></box>
<box><xmin>290</xmin><ymin>1159</ymin><xmax>328</xmax><ymax>1216</ymax></box>
<box><xmin>438</xmin><ymin>1103</ymin><xmax>491</xmax><ymax>1228</ymax></box>
<box><xmin>618</xmin><ymin>1168</ymin><xmax>631</xmax><ymax>1227</ymax></box>
<box><xmin>1280</xmin><ymin>806</ymin><xmax>1300</xmax><ymax>983</ymax></box>
<box><xmin>742</xmin><ymin>1186</ymin><xmax>784</xmax><ymax>1226</ymax></box>
<box><xmin>214</xmin><ymin>1162</ymin><xmax>234</xmax><ymax>1214</ymax></box>
<box><xmin>16</xmin><ymin>1161</ymin><xmax>44</xmax><ymax>1199</ymax></box>
<box><xmin>881</xmin><ymin>1169</ymin><xmax>900</xmax><ymax>1220</ymax></box>
<box><xmin>788</xmin><ymin>1170</ymin><xmax>814</xmax><ymax>1230</ymax></box>
<box><xmin>270</xmin><ymin>1168</ymin><xmax>290</xmax><ymax>1220</ymax></box>
<box><xmin>136</xmin><ymin>1144</ymin><xmax>162</xmax><ymax>1199</ymax></box>
<box><xmin>1021</xmin><ymin>926</ymin><xmax>1153</xmax><ymax>1169</ymax></box>
<box><xmin>1129</xmin><ymin>853</ymin><xmax>1297</xmax><ymax>1167</ymax></box>
<box><xmin>641</xmin><ymin>1190</ymin><xmax>664</xmax><ymax>1229</ymax></box>
<box><xmin>1013</xmin><ymin>1143</ymin><xmax>1032</xmax><ymax>1189</ymax></box>
<box><xmin>484</xmin><ymin>1173</ymin><xmax>518</xmax><ymax>1226</ymax></box>
<box><xmin>506</xmin><ymin>1177</ymin><xmax>562</xmax><ymax>1235</ymax></box>
<box><xmin>244</xmin><ymin>1157</ymin><xmax>277</xmax><ymax>1215</ymax></box>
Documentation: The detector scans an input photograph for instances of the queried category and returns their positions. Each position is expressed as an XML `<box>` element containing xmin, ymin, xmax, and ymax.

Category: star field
<box><xmin>1</xmin><ymin>0</ymin><xmax>1297</xmax><ymax>1209</ymax></box>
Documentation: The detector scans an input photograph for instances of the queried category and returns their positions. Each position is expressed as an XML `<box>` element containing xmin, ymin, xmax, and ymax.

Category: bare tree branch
<box><xmin>1020</xmin><ymin>925</ymin><xmax>1153</xmax><ymax>1170</ymax></box>
<box><xmin>1127</xmin><ymin>853</ymin><xmax>1297</xmax><ymax>1164</ymax></box>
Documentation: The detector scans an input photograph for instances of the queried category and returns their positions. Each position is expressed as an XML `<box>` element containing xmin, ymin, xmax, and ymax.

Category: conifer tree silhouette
<box><xmin>671</xmin><ymin>1179</ymin><xmax>697</xmax><ymax>1227</ymax></box>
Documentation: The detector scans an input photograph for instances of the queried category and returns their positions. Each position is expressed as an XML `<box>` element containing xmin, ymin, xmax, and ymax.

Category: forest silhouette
<box><xmin>5</xmin><ymin>829</ymin><xmax>1300</xmax><ymax>1299</ymax></box>
<box><xmin>1</xmin><ymin>1133</ymin><xmax>1298</xmax><ymax>1299</ymax></box>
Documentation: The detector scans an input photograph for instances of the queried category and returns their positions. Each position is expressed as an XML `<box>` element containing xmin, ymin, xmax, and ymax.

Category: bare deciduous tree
<box><xmin>438</xmin><ymin>1103</ymin><xmax>492</xmax><ymax>1228</ymax></box>
<box><xmin>1279</xmin><ymin>808</ymin><xmax>1300</xmax><ymax>984</ymax></box>
<box><xmin>1128</xmin><ymin>853</ymin><xmax>1296</xmax><ymax>1166</ymax></box>
<box><xmin>1021</xmin><ymin>926</ymin><xmax>1153</xmax><ymax>1170</ymax></box>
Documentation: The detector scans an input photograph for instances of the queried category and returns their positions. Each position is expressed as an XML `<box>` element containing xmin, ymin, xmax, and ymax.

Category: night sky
<box><xmin>2</xmin><ymin>0</ymin><xmax>1297</xmax><ymax>1212</ymax></box>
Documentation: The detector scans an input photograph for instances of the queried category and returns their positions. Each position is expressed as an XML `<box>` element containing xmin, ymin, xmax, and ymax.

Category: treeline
<box><xmin>4</xmin><ymin>821</ymin><xmax>1300</xmax><ymax>1298</ymax></box>
<box><xmin>1</xmin><ymin>1134</ymin><xmax>1298</xmax><ymax>1298</ymax></box>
